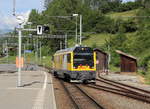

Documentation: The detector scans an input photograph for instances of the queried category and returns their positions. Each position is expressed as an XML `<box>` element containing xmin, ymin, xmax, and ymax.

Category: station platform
<box><xmin>0</xmin><ymin>70</ymin><xmax>57</xmax><ymax>109</ymax></box>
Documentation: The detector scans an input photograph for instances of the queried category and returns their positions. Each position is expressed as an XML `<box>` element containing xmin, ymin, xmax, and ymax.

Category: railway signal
<box><xmin>37</xmin><ymin>25</ymin><xmax>50</xmax><ymax>35</ymax></box>
<box><xmin>37</xmin><ymin>25</ymin><xmax>43</xmax><ymax>35</ymax></box>
<box><xmin>43</xmin><ymin>26</ymin><xmax>50</xmax><ymax>33</ymax></box>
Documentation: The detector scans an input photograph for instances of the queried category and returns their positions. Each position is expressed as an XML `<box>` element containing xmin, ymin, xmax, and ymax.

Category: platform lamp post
<box><xmin>13</xmin><ymin>0</ymin><xmax>25</xmax><ymax>87</ymax></box>
<box><xmin>17</xmin><ymin>16</ymin><xmax>25</xmax><ymax>87</ymax></box>
<box><xmin>73</xmin><ymin>14</ymin><xmax>78</xmax><ymax>45</ymax></box>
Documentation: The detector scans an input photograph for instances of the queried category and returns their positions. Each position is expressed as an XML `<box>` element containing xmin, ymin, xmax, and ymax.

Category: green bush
<box><xmin>41</xmin><ymin>46</ymin><xmax>52</xmax><ymax>56</ymax></box>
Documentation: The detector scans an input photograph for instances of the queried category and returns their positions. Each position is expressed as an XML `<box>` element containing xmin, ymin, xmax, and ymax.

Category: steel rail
<box><xmin>96</xmin><ymin>78</ymin><xmax>150</xmax><ymax>99</ymax></box>
<box><xmin>60</xmin><ymin>80</ymin><xmax>104</xmax><ymax>109</ymax></box>
<box><xmin>59</xmin><ymin>80</ymin><xmax>81</xmax><ymax>109</ymax></box>
<box><xmin>98</xmin><ymin>75</ymin><xmax>150</xmax><ymax>94</ymax></box>
<box><xmin>75</xmin><ymin>84</ymin><xmax>105</xmax><ymax>109</ymax></box>
<box><xmin>86</xmin><ymin>84</ymin><xmax>150</xmax><ymax>104</ymax></box>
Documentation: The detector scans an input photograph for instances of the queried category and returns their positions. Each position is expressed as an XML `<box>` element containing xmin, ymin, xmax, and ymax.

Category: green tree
<box><xmin>28</xmin><ymin>9</ymin><xmax>41</xmax><ymax>25</ymax></box>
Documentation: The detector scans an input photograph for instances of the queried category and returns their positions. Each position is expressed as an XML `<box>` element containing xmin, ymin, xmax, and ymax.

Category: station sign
<box><xmin>24</xmin><ymin>50</ymin><xmax>32</xmax><ymax>53</ymax></box>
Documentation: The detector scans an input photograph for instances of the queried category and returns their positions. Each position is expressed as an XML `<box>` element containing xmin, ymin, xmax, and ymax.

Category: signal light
<box><xmin>43</xmin><ymin>26</ymin><xmax>50</xmax><ymax>33</ymax></box>
<box><xmin>37</xmin><ymin>25</ymin><xmax>50</xmax><ymax>35</ymax></box>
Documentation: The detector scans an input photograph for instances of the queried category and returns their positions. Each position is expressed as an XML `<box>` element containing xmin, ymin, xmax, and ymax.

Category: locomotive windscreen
<box><xmin>73</xmin><ymin>47</ymin><xmax>94</xmax><ymax>68</ymax></box>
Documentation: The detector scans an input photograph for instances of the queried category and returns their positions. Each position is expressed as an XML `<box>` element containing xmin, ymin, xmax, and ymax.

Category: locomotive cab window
<box><xmin>73</xmin><ymin>53</ymin><xmax>94</xmax><ymax>68</ymax></box>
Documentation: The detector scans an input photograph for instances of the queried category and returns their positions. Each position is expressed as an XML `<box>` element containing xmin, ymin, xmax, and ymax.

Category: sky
<box><xmin>0</xmin><ymin>0</ymin><xmax>43</xmax><ymax>31</ymax></box>
<box><xmin>0</xmin><ymin>0</ymin><xmax>134</xmax><ymax>31</ymax></box>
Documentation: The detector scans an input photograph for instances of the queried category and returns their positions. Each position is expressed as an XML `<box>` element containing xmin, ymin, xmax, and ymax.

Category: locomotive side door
<box><xmin>63</xmin><ymin>54</ymin><xmax>67</xmax><ymax>70</ymax></box>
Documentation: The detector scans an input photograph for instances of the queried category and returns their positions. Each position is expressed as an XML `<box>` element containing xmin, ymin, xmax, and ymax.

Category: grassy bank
<box><xmin>68</xmin><ymin>33</ymin><xmax>112</xmax><ymax>48</ymax></box>
<box><xmin>0</xmin><ymin>53</ymin><xmax>52</xmax><ymax>68</ymax></box>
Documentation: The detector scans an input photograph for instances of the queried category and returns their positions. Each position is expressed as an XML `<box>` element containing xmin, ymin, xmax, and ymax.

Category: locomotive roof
<box><xmin>55</xmin><ymin>47</ymin><xmax>76</xmax><ymax>54</ymax></box>
<box><xmin>54</xmin><ymin>46</ymin><xmax>91</xmax><ymax>54</ymax></box>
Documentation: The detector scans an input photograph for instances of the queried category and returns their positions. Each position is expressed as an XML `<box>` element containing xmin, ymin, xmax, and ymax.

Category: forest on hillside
<box><xmin>26</xmin><ymin>0</ymin><xmax>150</xmax><ymax>80</ymax></box>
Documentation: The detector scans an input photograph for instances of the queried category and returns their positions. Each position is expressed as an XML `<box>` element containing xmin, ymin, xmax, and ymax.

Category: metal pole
<box><xmin>18</xmin><ymin>24</ymin><xmax>22</xmax><ymax>87</ymax></box>
<box><xmin>76</xmin><ymin>16</ymin><xmax>78</xmax><ymax>45</ymax></box>
<box><xmin>107</xmin><ymin>44</ymin><xmax>111</xmax><ymax>75</ymax></box>
<box><xmin>34</xmin><ymin>39</ymin><xmax>36</xmax><ymax>64</ymax></box>
<box><xmin>13</xmin><ymin>0</ymin><xmax>16</xmax><ymax>16</ymax></box>
<box><xmin>40</xmin><ymin>41</ymin><xmax>42</xmax><ymax>63</ymax></box>
<box><xmin>6</xmin><ymin>40</ymin><xmax>8</xmax><ymax>63</ymax></box>
<box><xmin>24</xmin><ymin>44</ymin><xmax>26</xmax><ymax>65</ymax></box>
<box><xmin>27</xmin><ymin>39</ymin><xmax>29</xmax><ymax>50</ymax></box>
<box><xmin>36</xmin><ymin>39</ymin><xmax>38</xmax><ymax>63</ymax></box>
<box><xmin>65</xmin><ymin>34</ymin><xmax>67</xmax><ymax>49</ymax></box>
<box><xmin>2</xmin><ymin>43</ymin><xmax>4</xmax><ymax>54</ymax></box>
<box><xmin>60</xmin><ymin>41</ymin><xmax>62</xmax><ymax>50</ymax></box>
<box><xmin>79</xmin><ymin>15</ymin><xmax>82</xmax><ymax>45</ymax></box>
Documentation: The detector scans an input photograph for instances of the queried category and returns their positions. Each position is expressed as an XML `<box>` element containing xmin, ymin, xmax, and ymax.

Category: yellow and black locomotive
<box><xmin>52</xmin><ymin>46</ymin><xmax>96</xmax><ymax>83</ymax></box>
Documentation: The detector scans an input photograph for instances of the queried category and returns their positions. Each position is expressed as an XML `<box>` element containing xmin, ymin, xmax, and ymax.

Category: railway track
<box><xmin>85</xmin><ymin>75</ymin><xmax>150</xmax><ymax>104</ymax></box>
<box><xmin>98</xmin><ymin>75</ymin><xmax>150</xmax><ymax>94</ymax></box>
<box><xmin>60</xmin><ymin>80</ymin><xmax>105</xmax><ymax>109</ymax></box>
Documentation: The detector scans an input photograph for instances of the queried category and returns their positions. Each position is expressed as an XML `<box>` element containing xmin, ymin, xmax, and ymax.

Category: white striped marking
<box><xmin>49</xmin><ymin>73</ymin><xmax>57</xmax><ymax>109</ymax></box>
<box><xmin>43</xmin><ymin>72</ymin><xmax>47</xmax><ymax>90</ymax></box>
<box><xmin>32</xmin><ymin>89</ymin><xmax>45</xmax><ymax>109</ymax></box>
<box><xmin>32</xmin><ymin>71</ymin><xmax>48</xmax><ymax>109</ymax></box>
<box><xmin>7</xmin><ymin>88</ymin><xmax>40</xmax><ymax>90</ymax></box>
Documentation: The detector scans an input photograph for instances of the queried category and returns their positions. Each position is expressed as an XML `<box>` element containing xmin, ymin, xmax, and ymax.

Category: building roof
<box><xmin>116</xmin><ymin>50</ymin><xmax>137</xmax><ymax>60</ymax></box>
<box><xmin>93</xmin><ymin>48</ymin><xmax>108</xmax><ymax>55</ymax></box>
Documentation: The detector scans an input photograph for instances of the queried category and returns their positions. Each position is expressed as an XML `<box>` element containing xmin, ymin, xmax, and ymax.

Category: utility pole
<box><xmin>60</xmin><ymin>41</ymin><xmax>62</xmax><ymax>50</ymax></box>
<box><xmin>79</xmin><ymin>15</ymin><xmax>82</xmax><ymax>45</ymax></box>
<box><xmin>40</xmin><ymin>41</ymin><xmax>42</xmax><ymax>63</ymax></box>
<box><xmin>65</xmin><ymin>34</ymin><xmax>67</xmax><ymax>49</ymax></box>
<box><xmin>36</xmin><ymin>39</ymin><xmax>39</xmax><ymax>63</ymax></box>
<box><xmin>107</xmin><ymin>44</ymin><xmax>111</xmax><ymax>75</ymax></box>
<box><xmin>76</xmin><ymin>16</ymin><xmax>78</xmax><ymax>44</ymax></box>
<box><xmin>5</xmin><ymin>40</ymin><xmax>8</xmax><ymax>63</ymax></box>
<box><xmin>24</xmin><ymin>44</ymin><xmax>26</xmax><ymax>65</ymax></box>
<box><xmin>82</xmin><ymin>0</ymin><xmax>85</xmax><ymax>4</ymax></box>
<box><xmin>2</xmin><ymin>43</ymin><xmax>4</xmax><ymax>54</ymax></box>
<box><xmin>34</xmin><ymin>38</ymin><xmax>38</xmax><ymax>64</ymax></box>
<box><xmin>73</xmin><ymin>14</ymin><xmax>78</xmax><ymax>45</ymax></box>
<box><xmin>13</xmin><ymin>0</ymin><xmax>16</xmax><ymax>16</ymax></box>
<box><xmin>34</xmin><ymin>39</ymin><xmax>36</xmax><ymax>64</ymax></box>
